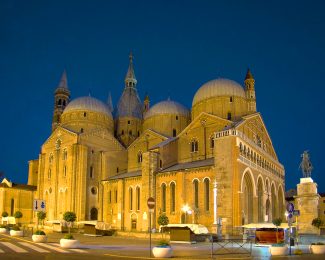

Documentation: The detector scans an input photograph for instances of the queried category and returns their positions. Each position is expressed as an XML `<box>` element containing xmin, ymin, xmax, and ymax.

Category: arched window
<box><xmin>137</xmin><ymin>131</ymin><xmax>140</xmax><ymax>137</ymax></box>
<box><xmin>204</xmin><ymin>178</ymin><xmax>210</xmax><ymax>211</ymax></box>
<box><xmin>239</xmin><ymin>143</ymin><xmax>243</xmax><ymax>153</ymax></box>
<box><xmin>115</xmin><ymin>189</ymin><xmax>118</xmax><ymax>203</ymax></box>
<box><xmin>193</xmin><ymin>180</ymin><xmax>199</xmax><ymax>209</ymax></box>
<box><xmin>10</xmin><ymin>198</ymin><xmax>14</xmax><ymax>216</ymax></box>
<box><xmin>191</xmin><ymin>140</ymin><xmax>198</xmax><ymax>152</ymax></box>
<box><xmin>109</xmin><ymin>190</ymin><xmax>112</xmax><ymax>204</ymax></box>
<box><xmin>121</xmin><ymin>130</ymin><xmax>124</xmax><ymax>135</ymax></box>
<box><xmin>81</xmin><ymin>128</ymin><xmax>84</xmax><ymax>133</ymax></box>
<box><xmin>210</xmin><ymin>136</ymin><xmax>214</xmax><ymax>149</ymax></box>
<box><xmin>48</xmin><ymin>169</ymin><xmax>51</xmax><ymax>179</ymax></box>
<box><xmin>63</xmin><ymin>100</ymin><xmax>66</xmax><ymax>106</ymax></box>
<box><xmin>159</xmin><ymin>159</ymin><xmax>162</xmax><ymax>168</ymax></box>
<box><xmin>129</xmin><ymin>187</ymin><xmax>133</xmax><ymax>211</ymax></box>
<box><xmin>170</xmin><ymin>182</ymin><xmax>176</xmax><ymax>213</ymax></box>
<box><xmin>136</xmin><ymin>186</ymin><xmax>140</xmax><ymax>211</ymax></box>
<box><xmin>173</xmin><ymin>129</ymin><xmax>177</xmax><ymax>137</ymax></box>
<box><xmin>63</xmin><ymin>166</ymin><xmax>67</xmax><ymax>177</ymax></box>
<box><xmin>49</xmin><ymin>154</ymin><xmax>53</xmax><ymax>164</ymax></box>
<box><xmin>161</xmin><ymin>183</ymin><xmax>167</xmax><ymax>213</ymax></box>
<box><xmin>227</xmin><ymin>112</ymin><xmax>231</xmax><ymax>120</ymax></box>
<box><xmin>137</xmin><ymin>151</ymin><xmax>142</xmax><ymax>163</ymax></box>
<box><xmin>63</xmin><ymin>149</ymin><xmax>67</xmax><ymax>160</ymax></box>
<box><xmin>58</xmin><ymin>99</ymin><xmax>62</xmax><ymax>105</ymax></box>
<box><xmin>129</xmin><ymin>130</ymin><xmax>132</xmax><ymax>136</ymax></box>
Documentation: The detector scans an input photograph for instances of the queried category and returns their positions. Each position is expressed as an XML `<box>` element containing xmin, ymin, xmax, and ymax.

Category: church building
<box><xmin>13</xmin><ymin>54</ymin><xmax>285</xmax><ymax>234</ymax></box>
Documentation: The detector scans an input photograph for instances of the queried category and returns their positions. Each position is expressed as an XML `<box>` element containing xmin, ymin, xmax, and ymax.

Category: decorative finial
<box><xmin>125</xmin><ymin>51</ymin><xmax>137</xmax><ymax>86</ymax></box>
<box><xmin>299</xmin><ymin>151</ymin><xmax>313</xmax><ymax>178</ymax></box>
<box><xmin>245</xmin><ymin>68</ymin><xmax>254</xmax><ymax>80</ymax></box>
<box><xmin>129</xmin><ymin>51</ymin><xmax>133</xmax><ymax>63</ymax></box>
<box><xmin>57</xmin><ymin>69</ymin><xmax>69</xmax><ymax>89</ymax></box>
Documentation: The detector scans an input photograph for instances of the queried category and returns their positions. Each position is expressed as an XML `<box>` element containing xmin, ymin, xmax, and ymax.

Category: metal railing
<box><xmin>210</xmin><ymin>237</ymin><xmax>252</xmax><ymax>257</ymax></box>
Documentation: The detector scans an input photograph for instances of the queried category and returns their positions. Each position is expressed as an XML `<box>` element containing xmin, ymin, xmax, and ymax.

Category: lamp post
<box><xmin>181</xmin><ymin>204</ymin><xmax>191</xmax><ymax>223</ymax></box>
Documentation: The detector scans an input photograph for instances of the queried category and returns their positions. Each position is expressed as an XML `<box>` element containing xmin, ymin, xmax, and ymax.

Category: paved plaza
<box><xmin>0</xmin><ymin>232</ymin><xmax>324</xmax><ymax>259</ymax></box>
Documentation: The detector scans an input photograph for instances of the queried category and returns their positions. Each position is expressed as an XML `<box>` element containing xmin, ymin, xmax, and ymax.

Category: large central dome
<box><xmin>144</xmin><ymin>99</ymin><xmax>189</xmax><ymax>119</ymax></box>
<box><xmin>192</xmin><ymin>78</ymin><xmax>245</xmax><ymax>106</ymax></box>
<box><xmin>63</xmin><ymin>96</ymin><xmax>112</xmax><ymax>118</ymax></box>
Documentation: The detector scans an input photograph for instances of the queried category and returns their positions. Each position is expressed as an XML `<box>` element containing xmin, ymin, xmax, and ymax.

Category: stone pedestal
<box><xmin>295</xmin><ymin>178</ymin><xmax>320</xmax><ymax>234</ymax></box>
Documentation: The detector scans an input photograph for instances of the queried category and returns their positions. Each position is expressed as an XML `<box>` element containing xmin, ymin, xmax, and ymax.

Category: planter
<box><xmin>152</xmin><ymin>246</ymin><xmax>173</xmax><ymax>258</ymax></box>
<box><xmin>269</xmin><ymin>245</ymin><xmax>288</xmax><ymax>256</ymax></box>
<box><xmin>310</xmin><ymin>245</ymin><xmax>325</xmax><ymax>254</ymax></box>
<box><xmin>0</xmin><ymin>228</ymin><xmax>7</xmax><ymax>234</ymax></box>
<box><xmin>60</xmin><ymin>238</ymin><xmax>80</xmax><ymax>249</ymax></box>
<box><xmin>32</xmin><ymin>235</ymin><xmax>47</xmax><ymax>243</ymax></box>
<box><xmin>10</xmin><ymin>230</ymin><xmax>24</xmax><ymax>237</ymax></box>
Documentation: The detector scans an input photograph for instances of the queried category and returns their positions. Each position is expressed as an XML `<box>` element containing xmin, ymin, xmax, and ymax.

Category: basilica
<box><xmin>1</xmin><ymin>54</ymin><xmax>285</xmax><ymax>234</ymax></box>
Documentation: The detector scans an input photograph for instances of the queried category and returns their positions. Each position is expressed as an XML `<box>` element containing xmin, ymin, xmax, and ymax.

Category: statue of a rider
<box><xmin>299</xmin><ymin>151</ymin><xmax>313</xmax><ymax>178</ymax></box>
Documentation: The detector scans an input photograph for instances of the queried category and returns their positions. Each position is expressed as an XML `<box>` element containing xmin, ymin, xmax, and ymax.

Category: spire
<box><xmin>57</xmin><ymin>70</ymin><xmax>69</xmax><ymax>90</ymax></box>
<box><xmin>125</xmin><ymin>51</ymin><xmax>137</xmax><ymax>87</ymax></box>
<box><xmin>245</xmin><ymin>68</ymin><xmax>254</xmax><ymax>80</ymax></box>
<box><xmin>107</xmin><ymin>92</ymin><xmax>113</xmax><ymax>112</ymax></box>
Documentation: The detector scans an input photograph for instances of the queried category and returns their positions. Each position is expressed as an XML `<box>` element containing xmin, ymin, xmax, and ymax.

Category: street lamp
<box><xmin>181</xmin><ymin>204</ymin><xmax>191</xmax><ymax>223</ymax></box>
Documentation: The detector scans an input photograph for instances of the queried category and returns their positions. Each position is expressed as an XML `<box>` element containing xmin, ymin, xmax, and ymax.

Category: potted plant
<box><xmin>152</xmin><ymin>239</ymin><xmax>173</xmax><ymax>258</ymax></box>
<box><xmin>37</xmin><ymin>211</ymin><xmax>46</xmax><ymax>228</ymax></box>
<box><xmin>312</xmin><ymin>217</ymin><xmax>323</xmax><ymax>233</ymax></box>
<box><xmin>0</xmin><ymin>224</ymin><xmax>8</xmax><ymax>234</ymax></box>
<box><xmin>269</xmin><ymin>241</ymin><xmax>288</xmax><ymax>256</ymax></box>
<box><xmin>13</xmin><ymin>211</ymin><xmax>23</xmax><ymax>226</ymax></box>
<box><xmin>310</xmin><ymin>242</ymin><xmax>325</xmax><ymax>254</ymax></box>
<box><xmin>32</xmin><ymin>230</ymin><xmax>47</xmax><ymax>243</ymax></box>
<box><xmin>10</xmin><ymin>225</ymin><xmax>24</xmax><ymax>237</ymax></box>
<box><xmin>1</xmin><ymin>211</ymin><xmax>8</xmax><ymax>218</ymax></box>
<box><xmin>60</xmin><ymin>211</ymin><xmax>79</xmax><ymax>248</ymax></box>
<box><xmin>158</xmin><ymin>214</ymin><xmax>169</xmax><ymax>237</ymax></box>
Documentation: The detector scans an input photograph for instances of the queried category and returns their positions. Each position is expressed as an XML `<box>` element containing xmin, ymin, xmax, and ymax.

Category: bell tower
<box><xmin>244</xmin><ymin>68</ymin><xmax>256</xmax><ymax>114</ymax></box>
<box><xmin>52</xmin><ymin>70</ymin><xmax>70</xmax><ymax>131</ymax></box>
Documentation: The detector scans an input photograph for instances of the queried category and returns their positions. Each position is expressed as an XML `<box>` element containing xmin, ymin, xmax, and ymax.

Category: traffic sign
<box><xmin>288</xmin><ymin>213</ymin><xmax>293</xmax><ymax>219</ymax></box>
<box><xmin>286</xmin><ymin>202</ymin><xmax>294</xmax><ymax>213</ymax></box>
<box><xmin>293</xmin><ymin>210</ymin><xmax>300</xmax><ymax>216</ymax></box>
<box><xmin>147</xmin><ymin>197</ymin><xmax>155</xmax><ymax>209</ymax></box>
<box><xmin>33</xmin><ymin>199</ymin><xmax>46</xmax><ymax>212</ymax></box>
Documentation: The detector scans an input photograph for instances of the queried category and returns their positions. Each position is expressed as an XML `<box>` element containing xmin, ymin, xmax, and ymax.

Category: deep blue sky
<box><xmin>0</xmin><ymin>0</ymin><xmax>324</xmax><ymax>191</ymax></box>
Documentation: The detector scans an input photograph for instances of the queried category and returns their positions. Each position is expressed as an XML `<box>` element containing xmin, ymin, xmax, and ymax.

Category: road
<box><xmin>0</xmin><ymin>232</ymin><xmax>324</xmax><ymax>259</ymax></box>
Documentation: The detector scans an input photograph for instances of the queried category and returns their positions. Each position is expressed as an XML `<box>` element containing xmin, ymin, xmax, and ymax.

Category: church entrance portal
<box><xmin>90</xmin><ymin>207</ymin><xmax>98</xmax><ymax>220</ymax></box>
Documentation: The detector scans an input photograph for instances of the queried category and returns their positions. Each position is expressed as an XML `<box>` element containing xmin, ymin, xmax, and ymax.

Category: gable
<box><xmin>42</xmin><ymin>126</ymin><xmax>78</xmax><ymax>152</ymax></box>
<box><xmin>235</xmin><ymin>113</ymin><xmax>278</xmax><ymax>160</ymax></box>
<box><xmin>127</xmin><ymin>129</ymin><xmax>168</xmax><ymax>150</ymax></box>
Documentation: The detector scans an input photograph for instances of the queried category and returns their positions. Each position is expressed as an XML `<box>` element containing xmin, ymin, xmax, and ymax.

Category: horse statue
<box><xmin>299</xmin><ymin>151</ymin><xmax>313</xmax><ymax>178</ymax></box>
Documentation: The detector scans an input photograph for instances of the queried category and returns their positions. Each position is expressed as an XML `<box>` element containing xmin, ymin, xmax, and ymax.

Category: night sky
<box><xmin>0</xmin><ymin>0</ymin><xmax>324</xmax><ymax>192</ymax></box>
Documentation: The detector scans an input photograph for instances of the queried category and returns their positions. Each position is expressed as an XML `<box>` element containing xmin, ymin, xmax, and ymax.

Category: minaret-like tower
<box><xmin>52</xmin><ymin>70</ymin><xmax>70</xmax><ymax>131</ymax></box>
<box><xmin>143</xmin><ymin>93</ymin><xmax>150</xmax><ymax>113</ymax></box>
<box><xmin>244</xmin><ymin>68</ymin><xmax>256</xmax><ymax>114</ymax></box>
<box><xmin>115</xmin><ymin>52</ymin><xmax>143</xmax><ymax>146</ymax></box>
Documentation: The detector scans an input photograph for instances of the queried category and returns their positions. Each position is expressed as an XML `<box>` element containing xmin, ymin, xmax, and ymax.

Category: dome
<box><xmin>63</xmin><ymin>96</ymin><xmax>112</xmax><ymax>118</ymax></box>
<box><xmin>192</xmin><ymin>78</ymin><xmax>245</xmax><ymax>106</ymax></box>
<box><xmin>144</xmin><ymin>99</ymin><xmax>189</xmax><ymax>119</ymax></box>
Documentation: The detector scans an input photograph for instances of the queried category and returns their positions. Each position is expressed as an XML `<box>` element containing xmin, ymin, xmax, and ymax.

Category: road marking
<box><xmin>0</xmin><ymin>242</ymin><xmax>28</xmax><ymax>253</ymax></box>
<box><xmin>70</xmin><ymin>248</ymin><xmax>87</xmax><ymax>253</ymax></box>
<box><xmin>36</xmin><ymin>243</ymin><xmax>70</xmax><ymax>253</ymax></box>
<box><xmin>19</xmin><ymin>242</ymin><xmax>50</xmax><ymax>253</ymax></box>
<box><xmin>0</xmin><ymin>248</ymin><xmax>4</xmax><ymax>253</ymax></box>
<box><xmin>104</xmin><ymin>254</ymin><xmax>152</xmax><ymax>259</ymax></box>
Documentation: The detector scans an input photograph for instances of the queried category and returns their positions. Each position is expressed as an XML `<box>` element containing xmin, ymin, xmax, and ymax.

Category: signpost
<box><xmin>33</xmin><ymin>199</ymin><xmax>46</xmax><ymax>212</ymax></box>
<box><xmin>286</xmin><ymin>203</ymin><xmax>294</xmax><ymax>255</ymax></box>
<box><xmin>147</xmin><ymin>197</ymin><xmax>155</xmax><ymax>258</ymax></box>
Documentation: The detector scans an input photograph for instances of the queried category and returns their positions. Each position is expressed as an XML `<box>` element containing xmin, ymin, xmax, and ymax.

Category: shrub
<box><xmin>271</xmin><ymin>242</ymin><xmax>286</xmax><ymax>247</ymax></box>
<box><xmin>158</xmin><ymin>214</ymin><xmax>169</xmax><ymax>227</ymax></box>
<box><xmin>37</xmin><ymin>211</ymin><xmax>46</xmax><ymax>226</ymax></box>
<box><xmin>311</xmin><ymin>242</ymin><xmax>325</xmax><ymax>245</ymax></box>
<box><xmin>272</xmin><ymin>218</ymin><xmax>282</xmax><ymax>227</ymax></box>
<box><xmin>0</xmin><ymin>224</ymin><xmax>7</xmax><ymax>228</ymax></box>
<box><xmin>1</xmin><ymin>211</ymin><xmax>8</xmax><ymax>218</ymax></box>
<box><xmin>63</xmin><ymin>234</ymin><xmax>74</xmax><ymax>240</ymax></box>
<box><xmin>312</xmin><ymin>218</ymin><xmax>323</xmax><ymax>229</ymax></box>
<box><xmin>11</xmin><ymin>225</ymin><xmax>20</xmax><ymax>231</ymax></box>
<box><xmin>157</xmin><ymin>239</ymin><xmax>170</xmax><ymax>247</ymax></box>
<box><xmin>63</xmin><ymin>211</ymin><xmax>77</xmax><ymax>234</ymax></box>
<box><xmin>14</xmin><ymin>211</ymin><xmax>23</xmax><ymax>219</ymax></box>
<box><xmin>34</xmin><ymin>230</ymin><xmax>46</xmax><ymax>235</ymax></box>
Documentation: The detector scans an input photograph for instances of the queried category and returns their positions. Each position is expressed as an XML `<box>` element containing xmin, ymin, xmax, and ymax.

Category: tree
<box><xmin>37</xmin><ymin>211</ymin><xmax>46</xmax><ymax>227</ymax></box>
<box><xmin>1</xmin><ymin>212</ymin><xmax>8</xmax><ymax>218</ymax></box>
<box><xmin>158</xmin><ymin>214</ymin><xmax>169</xmax><ymax>237</ymax></box>
<box><xmin>272</xmin><ymin>218</ymin><xmax>282</xmax><ymax>243</ymax></box>
<box><xmin>13</xmin><ymin>211</ymin><xmax>23</xmax><ymax>226</ymax></box>
<box><xmin>63</xmin><ymin>211</ymin><xmax>76</xmax><ymax>234</ymax></box>
<box><xmin>312</xmin><ymin>218</ymin><xmax>323</xmax><ymax>229</ymax></box>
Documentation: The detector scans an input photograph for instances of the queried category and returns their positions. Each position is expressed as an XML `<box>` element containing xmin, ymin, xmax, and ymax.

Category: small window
<box><xmin>116</xmin><ymin>167</ymin><xmax>119</xmax><ymax>173</ymax></box>
<box><xmin>160</xmin><ymin>159</ymin><xmax>162</xmax><ymax>168</ymax></box>
<box><xmin>137</xmin><ymin>131</ymin><xmax>140</xmax><ymax>137</ymax></box>
<box><xmin>121</xmin><ymin>130</ymin><xmax>124</xmax><ymax>135</ymax></box>
<box><xmin>48</xmin><ymin>169</ymin><xmax>51</xmax><ymax>179</ymax></box>
<box><xmin>63</xmin><ymin>166</ymin><xmax>67</xmax><ymax>177</ymax></box>
<box><xmin>136</xmin><ymin>187</ymin><xmax>140</xmax><ymax>211</ymax></box>
<box><xmin>58</xmin><ymin>99</ymin><xmax>62</xmax><ymax>105</ymax></box>
<box><xmin>115</xmin><ymin>190</ymin><xmax>118</xmax><ymax>203</ymax></box>
<box><xmin>84</xmin><ymin>112</ymin><xmax>87</xmax><ymax>117</ymax></box>
<box><xmin>90</xmin><ymin>166</ymin><xmax>94</xmax><ymax>178</ymax></box>
<box><xmin>129</xmin><ymin>188</ymin><xmax>133</xmax><ymax>211</ymax></box>
<box><xmin>128</xmin><ymin>120</ymin><xmax>130</xmax><ymax>125</ymax></box>
<box><xmin>91</xmin><ymin>187</ymin><xmax>97</xmax><ymax>195</ymax></box>
<box><xmin>191</xmin><ymin>140</ymin><xmax>198</xmax><ymax>152</ymax></box>
<box><xmin>63</xmin><ymin>100</ymin><xmax>66</xmax><ymax>106</ymax></box>
<box><xmin>81</xmin><ymin>128</ymin><xmax>84</xmax><ymax>133</ymax></box>
<box><xmin>49</xmin><ymin>154</ymin><xmax>53</xmax><ymax>164</ymax></box>
<box><xmin>230</xmin><ymin>96</ymin><xmax>233</xmax><ymax>102</ymax></box>
<box><xmin>63</xmin><ymin>150</ymin><xmax>67</xmax><ymax>160</ymax></box>
<box><xmin>173</xmin><ymin>129</ymin><xmax>176</xmax><ymax>137</ymax></box>
<box><xmin>176</xmin><ymin>116</ymin><xmax>178</xmax><ymax>120</ymax></box>
<box><xmin>137</xmin><ymin>152</ymin><xmax>142</xmax><ymax>163</ymax></box>
<box><xmin>210</xmin><ymin>137</ymin><xmax>214</xmax><ymax>149</ymax></box>
<box><xmin>227</xmin><ymin>112</ymin><xmax>231</xmax><ymax>120</ymax></box>
<box><xmin>129</xmin><ymin>130</ymin><xmax>132</xmax><ymax>136</ymax></box>
<box><xmin>109</xmin><ymin>191</ymin><xmax>112</xmax><ymax>203</ymax></box>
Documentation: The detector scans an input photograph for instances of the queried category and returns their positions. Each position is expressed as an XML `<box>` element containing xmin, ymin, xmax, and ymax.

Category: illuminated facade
<box><xmin>9</xmin><ymin>54</ymin><xmax>286</xmax><ymax>234</ymax></box>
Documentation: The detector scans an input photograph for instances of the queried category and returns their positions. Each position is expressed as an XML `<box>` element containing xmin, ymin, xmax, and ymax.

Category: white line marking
<box><xmin>0</xmin><ymin>242</ymin><xmax>28</xmax><ymax>253</ymax></box>
<box><xmin>36</xmin><ymin>243</ymin><xmax>70</xmax><ymax>253</ymax></box>
<box><xmin>69</xmin><ymin>248</ymin><xmax>87</xmax><ymax>253</ymax></box>
<box><xmin>19</xmin><ymin>242</ymin><xmax>50</xmax><ymax>253</ymax></box>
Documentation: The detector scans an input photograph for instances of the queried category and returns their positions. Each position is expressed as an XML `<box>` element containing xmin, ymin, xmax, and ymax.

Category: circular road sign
<box><xmin>286</xmin><ymin>202</ymin><xmax>294</xmax><ymax>213</ymax></box>
<box><xmin>147</xmin><ymin>197</ymin><xmax>155</xmax><ymax>209</ymax></box>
